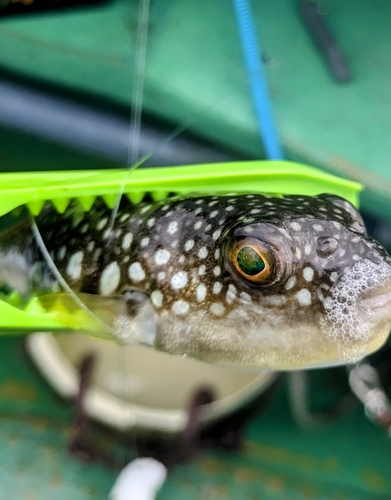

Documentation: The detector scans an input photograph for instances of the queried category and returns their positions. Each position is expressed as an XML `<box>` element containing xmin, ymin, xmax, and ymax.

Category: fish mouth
<box><xmin>361</xmin><ymin>284</ymin><xmax>391</xmax><ymax>321</ymax></box>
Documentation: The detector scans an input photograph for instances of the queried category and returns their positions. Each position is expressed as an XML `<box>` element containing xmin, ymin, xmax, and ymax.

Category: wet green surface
<box><xmin>0</xmin><ymin>0</ymin><xmax>390</xmax><ymax>219</ymax></box>
<box><xmin>1</xmin><ymin>335</ymin><xmax>391</xmax><ymax>499</ymax></box>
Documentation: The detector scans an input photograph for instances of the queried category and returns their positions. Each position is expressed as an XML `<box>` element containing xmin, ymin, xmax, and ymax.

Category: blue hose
<box><xmin>233</xmin><ymin>0</ymin><xmax>284</xmax><ymax>160</ymax></box>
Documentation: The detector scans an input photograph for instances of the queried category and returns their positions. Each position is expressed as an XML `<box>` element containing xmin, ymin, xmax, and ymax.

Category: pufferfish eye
<box><xmin>229</xmin><ymin>237</ymin><xmax>275</xmax><ymax>284</ymax></box>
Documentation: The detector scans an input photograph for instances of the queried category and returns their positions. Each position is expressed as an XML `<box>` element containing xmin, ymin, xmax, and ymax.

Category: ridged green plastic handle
<box><xmin>0</xmin><ymin>161</ymin><xmax>362</xmax><ymax>335</ymax></box>
<box><xmin>0</xmin><ymin>161</ymin><xmax>361</xmax><ymax>217</ymax></box>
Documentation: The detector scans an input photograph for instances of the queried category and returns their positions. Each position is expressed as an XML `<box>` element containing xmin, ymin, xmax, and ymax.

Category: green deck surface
<box><xmin>1</xmin><ymin>337</ymin><xmax>391</xmax><ymax>499</ymax></box>
<box><xmin>0</xmin><ymin>0</ymin><xmax>390</xmax><ymax>219</ymax></box>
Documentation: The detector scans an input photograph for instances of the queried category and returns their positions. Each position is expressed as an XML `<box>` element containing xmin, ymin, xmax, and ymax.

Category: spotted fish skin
<box><xmin>3</xmin><ymin>193</ymin><xmax>391</xmax><ymax>370</ymax></box>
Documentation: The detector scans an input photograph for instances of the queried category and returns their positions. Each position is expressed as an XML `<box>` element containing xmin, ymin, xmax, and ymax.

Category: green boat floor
<box><xmin>1</xmin><ymin>337</ymin><xmax>391</xmax><ymax>499</ymax></box>
<box><xmin>0</xmin><ymin>0</ymin><xmax>390</xmax><ymax>219</ymax></box>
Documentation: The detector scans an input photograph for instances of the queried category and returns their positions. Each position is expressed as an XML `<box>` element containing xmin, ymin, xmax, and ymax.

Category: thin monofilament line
<box><xmin>107</xmin><ymin>0</ymin><xmax>151</xmax><ymax>238</ymax></box>
<box><xmin>128</xmin><ymin>0</ymin><xmax>151</xmax><ymax>167</ymax></box>
<box><xmin>30</xmin><ymin>217</ymin><xmax>115</xmax><ymax>337</ymax></box>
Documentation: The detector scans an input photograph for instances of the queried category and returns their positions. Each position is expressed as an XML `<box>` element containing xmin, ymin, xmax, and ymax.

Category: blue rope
<box><xmin>233</xmin><ymin>0</ymin><xmax>284</xmax><ymax>160</ymax></box>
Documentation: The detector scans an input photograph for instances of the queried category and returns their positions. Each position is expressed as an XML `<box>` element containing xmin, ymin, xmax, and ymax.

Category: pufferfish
<box><xmin>1</xmin><ymin>192</ymin><xmax>391</xmax><ymax>371</ymax></box>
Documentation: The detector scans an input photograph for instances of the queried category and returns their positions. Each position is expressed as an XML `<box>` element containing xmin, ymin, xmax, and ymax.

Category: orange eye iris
<box><xmin>229</xmin><ymin>237</ymin><xmax>274</xmax><ymax>284</ymax></box>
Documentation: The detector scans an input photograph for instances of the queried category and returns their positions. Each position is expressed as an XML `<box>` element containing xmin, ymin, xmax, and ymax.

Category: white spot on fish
<box><xmin>198</xmin><ymin>247</ymin><xmax>208</xmax><ymax>259</ymax></box>
<box><xmin>313</xmin><ymin>224</ymin><xmax>323</xmax><ymax>231</ymax></box>
<box><xmin>285</xmin><ymin>276</ymin><xmax>296</xmax><ymax>290</ymax></box>
<box><xmin>128</xmin><ymin>262</ymin><xmax>145</xmax><ymax>282</ymax></box>
<box><xmin>198</xmin><ymin>265</ymin><xmax>206</xmax><ymax>276</ymax></box>
<box><xmin>213</xmin><ymin>282</ymin><xmax>223</xmax><ymax>294</ymax></box>
<box><xmin>240</xmin><ymin>292</ymin><xmax>252</xmax><ymax>303</ymax></box>
<box><xmin>172</xmin><ymin>300</ymin><xmax>189</xmax><ymax>315</ymax></box>
<box><xmin>214</xmin><ymin>249</ymin><xmax>220</xmax><ymax>260</ymax></box>
<box><xmin>58</xmin><ymin>246</ymin><xmax>67</xmax><ymax>260</ymax></box>
<box><xmin>213</xmin><ymin>266</ymin><xmax>221</xmax><ymax>276</ymax></box>
<box><xmin>303</xmin><ymin>267</ymin><xmax>314</xmax><ymax>282</ymax></box>
<box><xmin>304</xmin><ymin>244</ymin><xmax>311</xmax><ymax>255</ymax></box>
<box><xmin>80</xmin><ymin>223</ymin><xmax>89</xmax><ymax>234</ymax></box>
<box><xmin>194</xmin><ymin>221</ymin><xmax>203</xmax><ymax>230</ymax></box>
<box><xmin>226</xmin><ymin>284</ymin><xmax>237</xmax><ymax>304</ymax></box>
<box><xmin>196</xmin><ymin>284</ymin><xmax>207</xmax><ymax>302</ymax></box>
<box><xmin>147</xmin><ymin>218</ymin><xmax>155</xmax><ymax>228</ymax></box>
<box><xmin>151</xmin><ymin>290</ymin><xmax>163</xmax><ymax>308</ymax></box>
<box><xmin>266</xmin><ymin>295</ymin><xmax>287</xmax><ymax>306</ymax></box>
<box><xmin>154</xmin><ymin>249</ymin><xmax>170</xmax><ymax>265</ymax></box>
<box><xmin>178</xmin><ymin>255</ymin><xmax>185</xmax><ymax>264</ymax></box>
<box><xmin>290</xmin><ymin>222</ymin><xmax>301</xmax><ymax>231</ymax></box>
<box><xmin>171</xmin><ymin>271</ymin><xmax>188</xmax><ymax>290</ymax></box>
<box><xmin>119</xmin><ymin>213</ymin><xmax>130</xmax><ymax>222</ymax></box>
<box><xmin>157</xmin><ymin>271</ymin><xmax>166</xmax><ymax>281</ymax></box>
<box><xmin>140</xmin><ymin>205</ymin><xmax>151</xmax><ymax>214</ymax></box>
<box><xmin>184</xmin><ymin>240</ymin><xmax>194</xmax><ymax>251</ymax></box>
<box><xmin>210</xmin><ymin>210</ymin><xmax>218</xmax><ymax>218</ymax></box>
<box><xmin>295</xmin><ymin>289</ymin><xmax>311</xmax><ymax>306</ymax></box>
<box><xmin>212</xmin><ymin>229</ymin><xmax>222</xmax><ymax>240</ymax></box>
<box><xmin>168</xmin><ymin>221</ymin><xmax>178</xmax><ymax>235</ymax></box>
<box><xmin>140</xmin><ymin>237</ymin><xmax>149</xmax><ymax>247</ymax></box>
<box><xmin>330</xmin><ymin>272</ymin><xmax>338</xmax><ymax>282</ymax></box>
<box><xmin>99</xmin><ymin>262</ymin><xmax>120</xmax><ymax>296</ymax></box>
<box><xmin>210</xmin><ymin>302</ymin><xmax>225</xmax><ymax>316</ymax></box>
<box><xmin>122</xmin><ymin>233</ymin><xmax>133</xmax><ymax>250</ymax></box>
<box><xmin>96</xmin><ymin>217</ymin><xmax>108</xmax><ymax>231</ymax></box>
<box><xmin>87</xmin><ymin>241</ymin><xmax>94</xmax><ymax>252</ymax></box>
<box><xmin>66</xmin><ymin>251</ymin><xmax>83</xmax><ymax>280</ymax></box>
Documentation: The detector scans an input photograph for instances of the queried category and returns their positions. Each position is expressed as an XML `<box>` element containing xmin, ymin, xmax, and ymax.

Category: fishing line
<box><xmin>107</xmin><ymin>0</ymin><xmax>151</xmax><ymax>239</ymax></box>
<box><xmin>106</xmin><ymin>0</ymin><xmax>230</xmax><ymax>243</ymax></box>
<box><xmin>30</xmin><ymin>217</ymin><xmax>116</xmax><ymax>337</ymax></box>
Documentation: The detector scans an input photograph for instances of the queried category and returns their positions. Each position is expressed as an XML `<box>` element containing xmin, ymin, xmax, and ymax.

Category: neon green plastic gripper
<box><xmin>0</xmin><ymin>161</ymin><xmax>362</xmax><ymax>337</ymax></box>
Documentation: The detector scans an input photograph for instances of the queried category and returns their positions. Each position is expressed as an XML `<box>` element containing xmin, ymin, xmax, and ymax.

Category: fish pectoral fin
<box><xmin>38</xmin><ymin>289</ymin><xmax>157</xmax><ymax>345</ymax></box>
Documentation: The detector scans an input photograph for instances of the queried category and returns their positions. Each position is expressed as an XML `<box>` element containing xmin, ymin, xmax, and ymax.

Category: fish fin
<box><xmin>37</xmin><ymin>290</ymin><xmax>157</xmax><ymax>345</ymax></box>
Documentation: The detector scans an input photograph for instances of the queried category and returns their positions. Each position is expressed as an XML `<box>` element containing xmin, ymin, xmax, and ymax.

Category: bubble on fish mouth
<box><xmin>321</xmin><ymin>259</ymin><xmax>391</xmax><ymax>356</ymax></box>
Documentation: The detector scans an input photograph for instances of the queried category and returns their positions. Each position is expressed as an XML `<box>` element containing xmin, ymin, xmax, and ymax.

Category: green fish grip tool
<box><xmin>0</xmin><ymin>160</ymin><xmax>362</xmax><ymax>338</ymax></box>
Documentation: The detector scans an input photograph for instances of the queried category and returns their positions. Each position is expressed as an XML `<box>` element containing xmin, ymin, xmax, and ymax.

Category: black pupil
<box><xmin>237</xmin><ymin>247</ymin><xmax>265</xmax><ymax>276</ymax></box>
